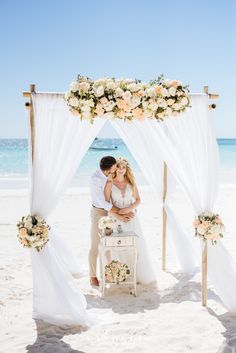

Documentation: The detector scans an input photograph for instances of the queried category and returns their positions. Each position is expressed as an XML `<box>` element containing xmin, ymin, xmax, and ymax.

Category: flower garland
<box><xmin>17</xmin><ymin>215</ymin><xmax>50</xmax><ymax>252</ymax></box>
<box><xmin>105</xmin><ymin>260</ymin><xmax>130</xmax><ymax>283</ymax></box>
<box><xmin>65</xmin><ymin>75</ymin><xmax>190</xmax><ymax>123</ymax></box>
<box><xmin>193</xmin><ymin>212</ymin><xmax>224</xmax><ymax>245</ymax></box>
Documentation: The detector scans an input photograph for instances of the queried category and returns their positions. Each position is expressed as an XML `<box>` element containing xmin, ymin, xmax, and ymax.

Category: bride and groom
<box><xmin>89</xmin><ymin>156</ymin><xmax>156</xmax><ymax>287</ymax></box>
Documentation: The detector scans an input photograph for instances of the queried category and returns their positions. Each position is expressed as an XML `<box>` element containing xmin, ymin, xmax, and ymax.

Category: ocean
<box><xmin>0</xmin><ymin>138</ymin><xmax>235</xmax><ymax>189</ymax></box>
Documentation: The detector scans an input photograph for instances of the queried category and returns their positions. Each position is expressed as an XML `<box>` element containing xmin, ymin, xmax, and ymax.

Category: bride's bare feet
<box><xmin>90</xmin><ymin>276</ymin><xmax>99</xmax><ymax>286</ymax></box>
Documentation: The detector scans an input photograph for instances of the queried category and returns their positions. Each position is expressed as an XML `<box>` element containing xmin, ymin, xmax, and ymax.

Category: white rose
<box><xmin>127</xmin><ymin>83</ymin><xmax>139</xmax><ymax>92</ymax></box>
<box><xmin>69</xmin><ymin>97</ymin><xmax>80</xmax><ymax>108</ymax></box>
<box><xmin>142</xmin><ymin>101</ymin><xmax>149</xmax><ymax>109</ymax></box>
<box><xmin>180</xmin><ymin>97</ymin><xmax>188</xmax><ymax>106</ymax></box>
<box><xmin>165</xmin><ymin>107</ymin><xmax>173</xmax><ymax>116</ymax></box>
<box><xmin>94</xmin><ymin>85</ymin><xmax>104</xmax><ymax>97</ymax></box>
<box><xmin>65</xmin><ymin>91</ymin><xmax>73</xmax><ymax>100</ymax></box>
<box><xmin>169</xmin><ymin>87</ymin><xmax>176</xmax><ymax>96</ymax></box>
<box><xmin>70</xmin><ymin>81</ymin><xmax>80</xmax><ymax>92</ymax></box>
<box><xmin>159</xmin><ymin>100</ymin><xmax>168</xmax><ymax>109</ymax></box>
<box><xmin>106</xmin><ymin>81</ymin><xmax>116</xmax><ymax>90</ymax></box>
<box><xmin>35</xmin><ymin>216</ymin><xmax>43</xmax><ymax>223</ymax></box>
<box><xmin>146</xmin><ymin>87</ymin><xmax>156</xmax><ymax>98</ymax></box>
<box><xmin>115</xmin><ymin>87</ymin><xmax>124</xmax><ymax>97</ymax></box>
<box><xmin>81</xmin><ymin>104</ymin><xmax>91</xmax><ymax>112</ymax></box>
<box><xmin>131</xmin><ymin>97</ymin><xmax>141</xmax><ymax>109</ymax></box>
<box><xmin>123</xmin><ymin>90</ymin><xmax>132</xmax><ymax>102</ymax></box>
<box><xmin>25</xmin><ymin>221</ymin><xmax>33</xmax><ymax>229</ymax></box>
<box><xmin>148</xmin><ymin>102</ymin><xmax>158</xmax><ymax>111</ymax></box>
<box><xmin>79</xmin><ymin>82</ymin><xmax>90</xmax><ymax>92</ymax></box>
<box><xmin>197</xmin><ymin>227</ymin><xmax>206</xmax><ymax>235</ymax></box>
<box><xmin>172</xmin><ymin>103</ymin><xmax>181</xmax><ymax>110</ymax></box>
<box><xmin>104</xmin><ymin>102</ymin><xmax>115</xmax><ymax>112</ymax></box>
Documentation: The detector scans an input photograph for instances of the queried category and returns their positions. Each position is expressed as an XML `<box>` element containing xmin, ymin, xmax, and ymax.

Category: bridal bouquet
<box><xmin>105</xmin><ymin>260</ymin><xmax>130</xmax><ymax>283</ymax></box>
<box><xmin>98</xmin><ymin>216</ymin><xmax>117</xmax><ymax>236</ymax></box>
<box><xmin>65</xmin><ymin>75</ymin><xmax>190</xmax><ymax>123</ymax></box>
<box><xmin>193</xmin><ymin>212</ymin><xmax>224</xmax><ymax>245</ymax></box>
<box><xmin>17</xmin><ymin>215</ymin><xmax>50</xmax><ymax>252</ymax></box>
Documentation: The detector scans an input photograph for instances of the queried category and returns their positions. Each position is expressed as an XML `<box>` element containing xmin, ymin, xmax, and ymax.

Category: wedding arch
<box><xmin>22</xmin><ymin>80</ymin><xmax>236</xmax><ymax>326</ymax></box>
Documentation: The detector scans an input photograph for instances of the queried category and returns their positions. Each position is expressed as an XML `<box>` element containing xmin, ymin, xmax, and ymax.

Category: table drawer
<box><xmin>102</xmin><ymin>236</ymin><xmax>135</xmax><ymax>247</ymax></box>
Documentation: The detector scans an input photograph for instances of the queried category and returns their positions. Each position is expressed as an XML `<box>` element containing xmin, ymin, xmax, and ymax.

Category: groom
<box><xmin>89</xmin><ymin>156</ymin><xmax>133</xmax><ymax>286</ymax></box>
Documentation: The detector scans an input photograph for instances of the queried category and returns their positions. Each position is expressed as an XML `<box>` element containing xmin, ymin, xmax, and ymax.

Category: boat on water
<box><xmin>89</xmin><ymin>138</ymin><xmax>118</xmax><ymax>151</ymax></box>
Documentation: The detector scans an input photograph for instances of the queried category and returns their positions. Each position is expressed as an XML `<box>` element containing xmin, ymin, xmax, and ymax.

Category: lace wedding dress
<box><xmin>109</xmin><ymin>183</ymin><xmax>157</xmax><ymax>285</ymax></box>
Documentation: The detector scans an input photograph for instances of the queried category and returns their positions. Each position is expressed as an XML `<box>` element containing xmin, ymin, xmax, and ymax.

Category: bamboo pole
<box><xmin>202</xmin><ymin>242</ymin><xmax>208</xmax><ymax>306</ymax></box>
<box><xmin>162</xmin><ymin>162</ymin><xmax>167</xmax><ymax>271</ymax></box>
<box><xmin>29</xmin><ymin>84</ymin><xmax>36</xmax><ymax>163</ymax></box>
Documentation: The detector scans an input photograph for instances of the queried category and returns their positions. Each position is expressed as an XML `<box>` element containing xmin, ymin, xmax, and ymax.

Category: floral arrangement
<box><xmin>65</xmin><ymin>75</ymin><xmax>190</xmax><ymax>123</ymax></box>
<box><xmin>98</xmin><ymin>215</ymin><xmax>118</xmax><ymax>235</ymax></box>
<box><xmin>17</xmin><ymin>215</ymin><xmax>50</xmax><ymax>252</ymax></box>
<box><xmin>105</xmin><ymin>260</ymin><xmax>130</xmax><ymax>283</ymax></box>
<box><xmin>193</xmin><ymin>211</ymin><xmax>224</xmax><ymax>245</ymax></box>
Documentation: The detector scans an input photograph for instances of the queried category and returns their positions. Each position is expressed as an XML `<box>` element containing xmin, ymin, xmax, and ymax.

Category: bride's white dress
<box><xmin>109</xmin><ymin>183</ymin><xmax>157</xmax><ymax>285</ymax></box>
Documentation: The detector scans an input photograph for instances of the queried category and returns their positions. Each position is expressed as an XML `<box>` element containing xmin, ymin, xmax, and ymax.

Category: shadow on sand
<box><xmin>26</xmin><ymin>319</ymin><xmax>86</xmax><ymax>353</ymax></box>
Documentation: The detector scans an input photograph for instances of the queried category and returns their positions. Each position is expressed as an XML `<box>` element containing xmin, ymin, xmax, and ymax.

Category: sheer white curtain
<box><xmin>111</xmin><ymin>120</ymin><xmax>199</xmax><ymax>273</ymax></box>
<box><xmin>138</xmin><ymin>94</ymin><xmax>236</xmax><ymax>311</ymax></box>
<box><xmin>30</xmin><ymin>93</ymin><xmax>106</xmax><ymax>325</ymax></box>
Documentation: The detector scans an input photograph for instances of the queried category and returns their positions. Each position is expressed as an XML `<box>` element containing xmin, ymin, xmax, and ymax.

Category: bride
<box><xmin>104</xmin><ymin>157</ymin><xmax>157</xmax><ymax>285</ymax></box>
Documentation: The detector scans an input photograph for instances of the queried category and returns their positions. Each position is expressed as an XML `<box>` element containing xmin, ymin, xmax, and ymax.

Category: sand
<box><xmin>1</xmin><ymin>185</ymin><xmax>236</xmax><ymax>353</ymax></box>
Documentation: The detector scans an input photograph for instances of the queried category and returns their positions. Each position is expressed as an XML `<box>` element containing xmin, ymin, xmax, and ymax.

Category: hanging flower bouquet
<box><xmin>98</xmin><ymin>215</ymin><xmax>117</xmax><ymax>236</ymax></box>
<box><xmin>65</xmin><ymin>75</ymin><xmax>190</xmax><ymax>123</ymax></box>
<box><xmin>17</xmin><ymin>215</ymin><xmax>50</xmax><ymax>252</ymax></box>
<box><xmin>105</xmin><ymin>260</ymin><xmax>130</xmax><ymax>283</ymax></box>
<box><xmin>193</xmin><ymin>211</ymin><xmax>224</xmax><ymax>245</ymax></box>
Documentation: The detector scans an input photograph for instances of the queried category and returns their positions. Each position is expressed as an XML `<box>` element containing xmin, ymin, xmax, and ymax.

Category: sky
<box><xmin>0</xmin><ymin>0</ymin><xmax>236</xmax><ymax>138</ymax></box>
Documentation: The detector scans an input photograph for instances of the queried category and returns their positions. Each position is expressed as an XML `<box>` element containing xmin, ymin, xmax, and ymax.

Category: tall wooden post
<box><xmin>162</xmin><ymin>162</ymin><xmax>167</xmax><ymax>271</ymax></box>
<box><xmin>29</xmin><ymin>84</ymin><xmax>36</xmax><ymax>163</ymax></box>
<box><xmin>202</xmin><ymin>85</ymin><xmax>209</xmax><ymax>307</ymax></box>
<box><xmin>202</xmin><ymin>242</ymin><xmax>208</xmax><ymax>306</ymax></box>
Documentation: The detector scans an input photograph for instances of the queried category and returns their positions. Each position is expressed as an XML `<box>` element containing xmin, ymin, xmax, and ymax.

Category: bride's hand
<box><xmin>118</xmin><ymin>207</ymin><xmax>132</xmax><ymax>215</ymax></box>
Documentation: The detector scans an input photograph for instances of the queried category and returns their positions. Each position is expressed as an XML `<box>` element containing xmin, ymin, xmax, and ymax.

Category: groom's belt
<box><xmin>92</xmin><ymin>205</ymin><xmax>105</xmax><ymax>210</ymax></box>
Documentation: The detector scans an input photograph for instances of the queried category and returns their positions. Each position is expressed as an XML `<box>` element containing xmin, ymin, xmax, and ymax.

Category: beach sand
<box><xmin>1</xmin><ymin>185</ymin><xmax>236</xmax><ymax>353</ymax></box>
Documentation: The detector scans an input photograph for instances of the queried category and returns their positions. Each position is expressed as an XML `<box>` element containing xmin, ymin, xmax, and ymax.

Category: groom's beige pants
<box><xmin>88</xmin><ymin>206</ymin><xmax>107</xmax><ymax>277</ymax></box>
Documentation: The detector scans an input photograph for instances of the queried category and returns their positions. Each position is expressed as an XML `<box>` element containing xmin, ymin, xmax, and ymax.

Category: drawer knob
<box><xmin>117</xmin><ymin>240</ymin><xmax>121</xmax><ymax>245</ymax></box>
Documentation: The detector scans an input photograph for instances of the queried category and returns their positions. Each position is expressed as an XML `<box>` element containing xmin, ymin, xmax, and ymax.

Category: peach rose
<box><xmin>19</xmin><ymin>227</ymin><xmax>27</xmax><ymax>237</ymax></box>
<box><xmin>155</xmin><ymin>86</ymin><xmax>162</xmax><ymax>95</ymax></box>
<box><xmin>116</xmin><ymin>109</ymin><xmax>126</xmax><ymax>118</ymax></box>
<box><xmin>95</xmin><ymin>104</ymin><xmax>105</xmax><ymax>116</ymax></box>
<box><xmin>133</xmin><ymin>107</ymin><xmax>144</xmax><ymax>120</ymax></box>
<box><xmin>215</xmin><ymin>217</ymin><xmax>222</xmax><ymax>224</ymax></box>
<box><xmin>117</xmin><ymin>99</ymin><xmax>129</xmax><ymax>111</ymax></box>
<box><xmin>71</xmin><ymin>110</ymin><xmax>81</xmax><ymax>117</ymax></box>
<box><xmin>100</xmin><ymin>97</ymin><xmax>108</xmax><ymax>105</ymax></box>
<box><xmin>193</xmin><ymin>220</ymin><xmax>200</xmax><ymax>227</ymax></box>
<box><xmin>170</xmin><ymin>80</ymin><xmax>180</xmax><ymax>89</ymax></box>
<box><xmin>43</xmin><ymin>227</ymin><xmax>49</xmax><ymax>236</ymax></box>
<box><xmin>21</xmin><ymin>238</ymin><xmax>29</xmax><ymax>246</ymax></box>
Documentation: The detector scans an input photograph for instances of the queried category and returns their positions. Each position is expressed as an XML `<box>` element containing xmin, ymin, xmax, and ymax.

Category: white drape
<box><xmin>130</xmin><ymin>94</ymin><xmax>236</xmax><ymax>311</ymax></box>
<box><xmin>30</xmin><ymin>93</ymin><xmax>106</xmax><ymax>325</ymax></box>
<box><xmin>111</xmin><ymin>120</ymin><xmax>199</xmax><ymax>274</ymax></box>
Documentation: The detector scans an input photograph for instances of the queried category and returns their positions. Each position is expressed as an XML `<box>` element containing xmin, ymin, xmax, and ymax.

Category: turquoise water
<box><xmin>0</xmin><ymin>138</ymin><xmax>235</xmax><ymax>188</ymax></box>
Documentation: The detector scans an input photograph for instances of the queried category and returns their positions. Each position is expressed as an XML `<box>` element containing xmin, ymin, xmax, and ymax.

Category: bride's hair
<box><xmin>115</xmin><ymin>157</ymin><xmax>136</xmax><ymax>191</ymax></box>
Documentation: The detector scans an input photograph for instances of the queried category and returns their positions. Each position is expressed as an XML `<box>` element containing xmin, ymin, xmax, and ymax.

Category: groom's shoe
<box><xmin>90</xmin><ymin>276</ymin><xmax>99</xmax><ymax>287</ymax></box>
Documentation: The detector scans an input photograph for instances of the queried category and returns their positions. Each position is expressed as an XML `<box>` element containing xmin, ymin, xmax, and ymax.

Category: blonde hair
<box><xmin>115</xmin><ymin>157</ymin><xmax>136</xmax><ymax>191</ymax></box>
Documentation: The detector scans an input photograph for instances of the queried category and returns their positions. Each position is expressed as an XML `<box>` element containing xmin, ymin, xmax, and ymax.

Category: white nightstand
<box><xmin>98</xmin><ymin>231</ymin><xmax>138</xmax><ymax>298</ymax></box>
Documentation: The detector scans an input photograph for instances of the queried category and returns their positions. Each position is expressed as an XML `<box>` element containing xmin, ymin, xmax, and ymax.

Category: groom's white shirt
<box><xmin>90</xmin><ymin>169</ymin><xmax>113</xmax><ymax>211</ymax></box>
